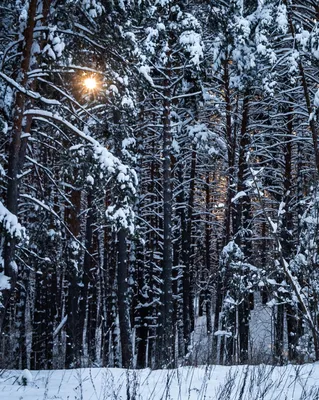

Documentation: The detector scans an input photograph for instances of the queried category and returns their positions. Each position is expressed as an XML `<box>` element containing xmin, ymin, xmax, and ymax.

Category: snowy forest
<box><xmin>2</xmin><ymin>0</ymin><xmax>319</xmax><ymax>376</ymax></box>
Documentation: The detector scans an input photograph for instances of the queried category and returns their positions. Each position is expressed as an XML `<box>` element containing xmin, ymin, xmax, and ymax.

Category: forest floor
<box><xmin>1</xmin><ymin>362</ymin><xmax>319</xmax><ymax>400</ymax></box>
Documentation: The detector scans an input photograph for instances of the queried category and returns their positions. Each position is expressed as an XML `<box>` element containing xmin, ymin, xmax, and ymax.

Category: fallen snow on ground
<box><xmin>1</xmin><ymin>363</ymin><xmax>319</xmax><ymax>400</ymax></box>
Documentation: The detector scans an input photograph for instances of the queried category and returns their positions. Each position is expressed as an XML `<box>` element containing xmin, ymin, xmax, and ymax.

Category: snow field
<box><xmin>1</xmin><ymin>363</ymin><xmax>319</xmax><ymax>400</ymax></box>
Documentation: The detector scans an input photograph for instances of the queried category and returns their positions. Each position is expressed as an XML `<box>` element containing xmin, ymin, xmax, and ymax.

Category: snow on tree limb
<box><xmin>0</xmin><ymin>72</ymin><xmax>61</xmax><ymax>105</ymax></box>
<box><xmin>248</xmin><ymin>163</ymin><xmax>319</xmax><ymax>340</ymax></box>
<box><xmin>0</xmin><ymin>201</ymin><xmax>26</xmax><ymax>240</ymax></box>
<box><xmin>24</xmin><ymin>109</ymin><xmax>137</xmax><ymax>233</ymax></box>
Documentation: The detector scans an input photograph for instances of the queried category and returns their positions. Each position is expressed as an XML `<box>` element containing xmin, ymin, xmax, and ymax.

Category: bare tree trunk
<box><xmin>136</xmin><ymin>241</ymin><xmax>148</xmax><ymax>368</ymax></box>
<box><xmin>157</xmin><ymin>67</ymin><xmax>174</xmax><ymax>367</ymax></box>
<box><xmin>214</xmin><ymin>60</ymin><xmax>237</xmax><ymax>363</ymax></box>
<box><xmin>236</xmin><ymin>95</ymin><xmax>251</xmax><ymax>363</ymax></box>
<box><xmin>13</xmin><ymin>270</ymin><xmax>29</xmax><ymax>369</ymax></box>
<box><xmin>183</xmin><ymin>148</ymin><xmax>197</xmax><ymax>354</ymax></box>
<box><xmin>274</xmin><ymin>304</ymin><xmax>284</xmax><ymax>365</ymax></box>
<box><xmin>117</xmin><ymin>228</ymin><xmax>132</xmax><ymax>367</ymax></box>
<box><xmin>205</xmin><ymin>172</ymin><xmax>212</xmax><ymax>335</ymax></box>
<box><xmin>282</xmin><ymin>104</ymin><xmax>300</xmax><ymax>362</ymax></box>
<box><xmin>65</xmin><ymin>189</ymin><xmax>81</xmax><ymax>368</ymax></box>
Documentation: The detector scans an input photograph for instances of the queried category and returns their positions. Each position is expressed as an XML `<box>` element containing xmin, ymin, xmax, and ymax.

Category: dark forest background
<box><xmin>1</xmin><ymin>0</ymin><xmax>319</xmax><ymax>369</ymax></box>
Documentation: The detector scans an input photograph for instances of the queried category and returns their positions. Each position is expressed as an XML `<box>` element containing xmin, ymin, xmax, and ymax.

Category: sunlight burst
<box><xmin>83</xmin><ymin>77</ymin><xmax>97</xmax><ymax>90</ymax></box>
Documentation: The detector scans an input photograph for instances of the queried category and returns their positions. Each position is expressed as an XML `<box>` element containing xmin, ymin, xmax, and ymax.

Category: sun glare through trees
<box><xmin>83</xmin><ymin>77</ymin><xmax>98</xmax><ymax>91</ymax></box>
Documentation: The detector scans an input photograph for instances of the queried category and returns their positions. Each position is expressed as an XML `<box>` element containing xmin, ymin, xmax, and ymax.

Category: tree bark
<box><xmin>117</xmin><ymin>228</ymin><xmax>132</xmax><ymax>368</ymax></box>
<box><xmin>0</xmin><ymin>0</ymin><xmax>38</xmax><ymax>334</ymax></box>
<box><xmin>157</xmin><ymin>66</ymin><xmax>174</xmax><ymax>367</ymax></box>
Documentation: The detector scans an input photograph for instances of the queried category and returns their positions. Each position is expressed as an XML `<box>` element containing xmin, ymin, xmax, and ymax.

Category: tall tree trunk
<box><xmin>135</xmin><ymin>241</ymin><xmax>148</xmax><ymax>368</ymax></box>
<box><xmin>117</xmin><ymin>228</ymin><xmax>132</xmax><ymax>367</ymax></box>
<box><xmin>236</xmin><ymin>95</ymin><xmax>251</xmax><ymax>363</ymax></box>
<box><xmin>182</xmin><ymin>147</ymin><xmax>197</xmax><ymax>355</ymax></box>
<box><xmin>65</xmin><ymin>189</ymin><xmax>81</xmax><ymax>368</ymax></box>
<box><xmin>13</xmin><ymin>271</ymin><xmax>29</xmax><ymax>369</ymax></box>
<box><xmin>0</xmin><ymin>0</ymin><xmax>38</xmax><ymax>333</ymax></box>
<box><xmin>157</xmin><ymin>68</ymin><xmax>173</xmax><ymax>368</ymax></box>
<box><xmin>215</xmin><ymin>60</ymin><xmax>237</xmax><ymax>363</ymax></box>
<box><xmin>282</xmin><ymin>104</ymin><xmax>300</xmax><ymax>362</ymax></box>
<box><xmin>205</xmin><ymin>172</ymin><xmax>212</xmax><ymax>335</ymax></box>
<box><xmin>274</xmin><ymin>304</ymin><xmax>284</xmax><ymax>365</ymax></box>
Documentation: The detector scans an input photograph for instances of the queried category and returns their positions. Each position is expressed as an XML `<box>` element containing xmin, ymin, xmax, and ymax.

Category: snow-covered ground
<box><xmin>1</xmin><ymin>363</ymin><xmax>319</xmax><ymax>400</ymax></box>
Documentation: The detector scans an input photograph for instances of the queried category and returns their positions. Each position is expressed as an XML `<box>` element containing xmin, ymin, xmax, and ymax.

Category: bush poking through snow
<box><xmin>18</xmin><ymin>369</ymin><xmax>33</xmax><ymax>386</ymax></box>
